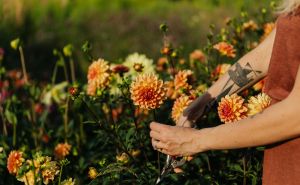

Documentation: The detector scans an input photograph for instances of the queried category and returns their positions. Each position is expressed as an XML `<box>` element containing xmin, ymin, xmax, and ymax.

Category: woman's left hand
<box><xmin>150</xmin><ymin>122</ymin><xmax>205</xmax><ymax>156</ymax></box>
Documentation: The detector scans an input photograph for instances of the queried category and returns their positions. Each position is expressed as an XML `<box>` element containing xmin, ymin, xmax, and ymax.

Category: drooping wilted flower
<box><xmin>130</xmin><ymin>73</ymin><xmax>166</xmax><ymax>110</ymax></box>
<box><xmin>218</xmin><ymin>94</ymin><xmax>248</xmax><ymax>123</ymax></box>
<box><xmin>247</xmin><ymin>93</ymin><xmax>271</xmax><ymax>116</ymax></box>
<box><xmin>213</xmin><ymin>42</ymin><xmax>236</xmax><ymax>58</ymax></box>
<box><xmin>7</xmin><ymin>150</ymin><xmax>24</xmax><ymax>175</ymax></box>
<box><xmin>174</xmin><ymin>70</ymin><xmax>194</xmax><ymax>92</ymax></box>
<box><xmin>87</xmin><ymin>59</ymin><xmax>110</xmax><ymax>96</ymax></box>
<box><xmin>54</xmin><ymin>143</ymin><xmax>71</xmax><ymax>159</ymax></box>
<box><xmin>111</xmin><ymin>64</ymin><xmax>129</xmax><ymax>75</ymax></box>
<box><xmin>42</xmin><ymin>82</ymin><xmax>68</xmax><ymax>105</ymax></box>
<box><xmin>171</xmin><ymin>95</ymin><xmax>195</xmax><ymax>124</ymax></box>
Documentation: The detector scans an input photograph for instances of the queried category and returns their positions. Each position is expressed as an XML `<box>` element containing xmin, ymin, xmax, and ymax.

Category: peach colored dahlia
<box><xmin>171</xmin><ymin>95</ymin><xmax>195</xmax><ymax>124</ymax></box>
<box><xmin>174</xmin><ymin>70</ymin><xmax>193</xmax><ymax>92</ymax></box>
<box><xmin>247</xmin><ymin>93</ymin><xmax>271</xmax><ymax>116</ymax></box>
<box><xmin>87</xmin><ymin>59</ymin><xmax>110</xmax><ymax>96</ymax></box>
<box><xmin>213</xmin><ymin>42</ymin><xmax>236</xmax><ymax>58</ymax></box>
<box><xmin>130</xmin><ymin>73</ymin><xmax>166</xmax><ymax>110</ymax></box>
<box><xmin>218</xmin><ymin>94</ymin><xmax>248</xmax><ymax>123</ymax></box>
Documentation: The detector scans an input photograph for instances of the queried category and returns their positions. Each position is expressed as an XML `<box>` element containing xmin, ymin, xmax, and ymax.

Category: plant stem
<box><xmin>13</xmin><ymin>123</ymin><xmax>16</xmax><ymax>147</ymax></box>
<box><xmin>0</xmin><ymin>106</ymin><xmax>7</xmax><ymax>136</ymax></box>
<box><xmin>63</xmin><ymin>59</ymin><xmax>69</xmax><ymax>83</ymax></box>
<box><xmin>69</xmin><ymin>58</ymin><xmax>76</xmax><ymax>83</ymax></box>
<box><xmin>18</xmin><ymin>46</ymin><xmax>28</xmax><ymax>84</ymax></box>
<box><xmin>206</xmin><ymin>155</ymin><xmax>212</xmax><ymax>172</ymax></box>
<box><xmin>51</xmin><ymin>63</ymin><xmax>58</xmax><ymax>85</ymax></box>
<box><xmin>243</xmin><ymin>155</ymin><xmax>247</xmax><ymax>185</ymax></box>
<box><xmin>58</xmin><ymin>165</ymin><xmax>63</xmax><ymax>185</ymax></box>
<box><xmin>64</xmin><ymin>97</ymin><xmax>70</xmax><ymax>142</ymax></box>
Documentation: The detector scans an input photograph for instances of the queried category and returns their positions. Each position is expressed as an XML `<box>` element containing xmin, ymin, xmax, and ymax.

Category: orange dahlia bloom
<box><xmin>7</xmin><ymin>150</ymin><xmax>24</xmax><ymax>175</ymax></box>
<box><xmin>189</xmin><ymin>49</ymin><xmax>206</xmax><ymax>63</ymax></box>
<box><xmin>261</xmin><ymin>23</ymin><xmax>275</xmax><ymax>41</ymax></box>
<box><xmin>156</xmin><ymin>57</ymin><xmax>168</xmax><ymax>72</ymax></box>
<box><xmin>130</xmin><ymin>73</ymin><xmax>166</xmax><ymax>110</ymax></box>
<box><xmin>87</xmin><ymin>59</ymin><xmax>110</xmax><ymax>96</ymax></box>
<box><xmin>211</xmin><ymin>64</ymin><xmax>232</xmax><ymax>80</ymax></box>
<box><xmin>213</xmin><ymin>42</ymin><xmax>236</xmax><ymax>58</ymax></box>
<box><xmin>54</xmin><ymin>143</ymin><xmax>71</xmax><ymax>159</ymax></box>
<box><xmin>174</xmin><ymin>70</ymin><xmax>194</xmax><ymax>92</ymax></box>
<box><xmin>253</xmin><ymin>79</ymin><xmax>266</xmax><ymax>91</ymax></box>
<box><xmin>171</xmin><ymin>95</ymin><xmax>195</xmax><ymax>124</ymax></box>
<box><xmin>218</xmin><ymin>94</ymin><xmax>248</xmax><ymax>123</ymax></box>
<box><xmin>247</xmin><ymin>93</ymin><xmax>271</xmax><ymax>116</ymax></box>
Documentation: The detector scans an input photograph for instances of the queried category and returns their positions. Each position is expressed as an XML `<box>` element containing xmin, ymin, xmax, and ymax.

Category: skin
<box><xmin>150</xmin><ymin>27</ymin><xmax>300</xmax><ymax>157</ymax></box>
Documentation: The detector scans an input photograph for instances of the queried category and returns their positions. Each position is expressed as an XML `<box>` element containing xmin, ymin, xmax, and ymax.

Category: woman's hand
<box><xmin>150</xmin><ymin>122</ymin><xmax>207</xmax><ymax>156</ymax></box>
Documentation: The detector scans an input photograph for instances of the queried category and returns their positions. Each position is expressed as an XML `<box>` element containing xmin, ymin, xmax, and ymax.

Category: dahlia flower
<box><xmin>261</xmin><ymin>23</ymin><xmax>275</xmax><ymax>41</ymax></box>
<box><xmin>130</xmin><ymin>73</ymin><xmax>166</xmax><ymax>110</ymax></box>
<box><xmin>88</xmin><ymin>167</ymin><xmax>98</xmax><ymax>179</ymax></box>
<box><xmin>189</xmin><ymin>49</ymin><xmax>206</xmax><ymax>63</ymax></box>
<box><xmin>174</xmin><ymin>70</ymin><xmax>194</xmax><ymax>92</ymax></box>
<box><xmin>61</xmin><ymin>178</ymin><xmax>75</xmax><ymax>185</ymax></box>
<box><xmin>41</xmin><ymin>160</ymin><xmax>60</xmax><ymax>184</ymax></box>
<box><xmin>247</xmin><ymin>93</ymin><xmax>271</xmax><ymax>116</ymax></box>
<box><xmin>253</xmin><ymin>79</ymin><xmax>265</xmax><ymax>91</ymax></box>
<box><xmin>7</xmin><ymin>150</ymin><xmax>24</xmax><ymax>175</ymax></box>
<box><xmin>211</xmin><ymin>64</ymin><xmax>232</xmax><ymax>80</ymax></box>
<box><xmin>54</xmin><ymin>143</ymin><xmax>71</xmax><ymax>159</ymax></box>
<box><xmin>218</xmin><ymin>94</ymin><xmax>248</xmax><ymax>123</ymax></box>
<box><xmin>87</xmin><ymin>59</ymin><xmax>110</xmax><ymax>96</ymax></box>
<box><xmin>123</xmin><ymin>52</ymin><xmax>156</xmax><ymax>78</ymax></box>
<box><xmin>213</xmin><ymin>42</ymin><xmax>236</xmax><ymax>58</ymax></box>
<box><xmin>242</xmin><ymin>20</ymin><xmax>258</xmax><ymax>31</ymax></box>
<box><xmin>171</xmin><ymin>95</ymin><xmax>195</xmax><ymax>124</ymax></box>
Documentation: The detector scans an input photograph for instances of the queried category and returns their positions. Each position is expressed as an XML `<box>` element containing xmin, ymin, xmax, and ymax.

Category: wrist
<box><xmin>195</xmin><ymin>128</ymin><xmax>213</xmax><ymax>152</ymax></box>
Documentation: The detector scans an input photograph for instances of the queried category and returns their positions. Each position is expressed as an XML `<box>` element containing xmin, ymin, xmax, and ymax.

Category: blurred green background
<box><xmin>0</xmin><ymin>0</ymin><xmax>278</xmax><ymax>81</ymax></box>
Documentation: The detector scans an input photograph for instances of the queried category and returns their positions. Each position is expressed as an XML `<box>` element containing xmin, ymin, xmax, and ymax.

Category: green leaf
<box><xmin>4</xmin><ymin>109</ymin><xmax>17</xmax><ymax>125</ymax></box>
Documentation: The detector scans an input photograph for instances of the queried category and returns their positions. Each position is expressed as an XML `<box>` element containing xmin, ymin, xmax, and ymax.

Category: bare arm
<box><xmin>198</xmin><ymin>65</ymin><xmax>300</xmax><ymax>151</ymax></box>
<box><xmin>150</xmin><ymin>66</ymin><xmax>300</xmax><ymax>156</ymax></box>
<box><xmin>180</xmin><ymin>29</ymin><xmax>276</xmax><ymax>126</ymax></box>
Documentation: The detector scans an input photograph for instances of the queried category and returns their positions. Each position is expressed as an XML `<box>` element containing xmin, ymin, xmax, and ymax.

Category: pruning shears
<box><xmin>155</xmin><ymin>155</ymin><xmax>187</xmax><ymax>184</ymax></box>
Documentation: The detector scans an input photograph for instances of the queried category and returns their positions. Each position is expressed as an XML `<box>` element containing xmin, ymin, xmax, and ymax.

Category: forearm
<box><xmin>198</xmin><ymin>94</ymin><xmax>300</xmax><ymax>151</ymax></box>
<box><xmin>183</xmin><ymin>29</ymin><xmax>276</xmax><ymax>122</ymax></box>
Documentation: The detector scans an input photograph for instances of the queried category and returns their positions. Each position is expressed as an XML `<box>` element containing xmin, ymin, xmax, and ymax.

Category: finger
<box><xmin>150</xmin><ymin>130</ymin><xmax>165</xmax><ymax>141</ymax></box>
<box><xmin>150</xmin><ymin>122</ymin><xmax>169</xmax><ymax>132</ymax></box>
<box><xmin>152</xmin><ymin>139</ymin><xmax>167</xmax><ymax>149</ymax></box>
